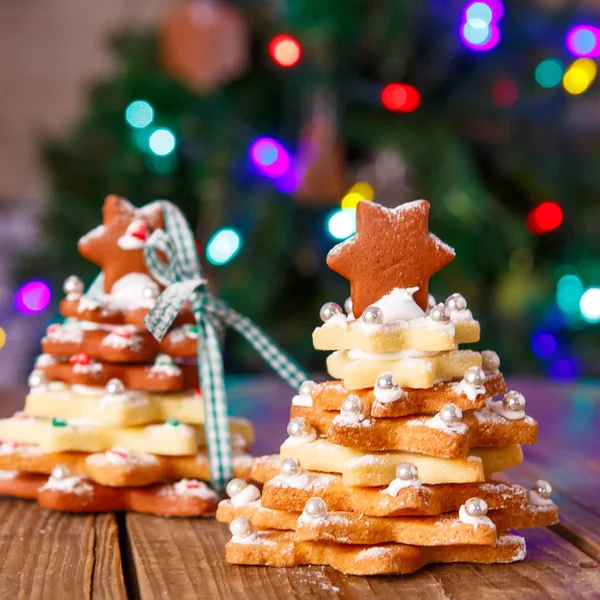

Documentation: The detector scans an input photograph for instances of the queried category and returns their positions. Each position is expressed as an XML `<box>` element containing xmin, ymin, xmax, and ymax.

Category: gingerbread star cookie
<box><xmin>327</xmin><ymin>200</ymin><xmax>455</xmax><ymax>315</ymax></box>
<box><xmin>77</xmin><ymin>195</ymin><xmax>165</xmax><ymax>293</ymax></box>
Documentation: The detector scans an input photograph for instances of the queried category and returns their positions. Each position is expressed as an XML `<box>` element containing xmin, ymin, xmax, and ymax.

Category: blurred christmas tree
<box><xmin>26</xmin><ymin>0</ymin><xmax>600</xmax><ymax>376</ymax></box>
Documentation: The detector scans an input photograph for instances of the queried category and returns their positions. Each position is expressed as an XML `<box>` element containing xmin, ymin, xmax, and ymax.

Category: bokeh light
<box><xmin>562</xmin><ymin>58</ymin><xmax>597</xmax><ymax>95</ymax></box>
<box><xmin>550</xmin><ymin>356</ymin><xmax>580</xmax><ymax>381</ymax></box>
<box><xmin>460</xmin><ymin>22</ymin><xmax>500</xmax><ymax>51</ymax></box>
<box><xmin>14</xmin><ymin>281</ymin><xmax>51</xmax><ymax>315</ymax></box>
<box><xmin>381</xmin><ymin>83</ymin><xmax>421</xmax><ymax>112</ymax></box>
<box><xmin>579</xmin><ymin>287</ymin><xmax>600</xmax><ymax>323</ymax></box>
<box><xmin>459</xmin><ymin>1</ymin><xmax>503</xmax><ymax>51</ymax></box>
<box><xmin>341</xmin><ymin>182</ymin><xmax>374</xmax><ymax>208</ymax></box>
<box><xmin>125</xmin><ymin>100</ymin><xmax>154</xmax><ymax>128</ymax></box>
<box><xmin>531</xmin><ymin>332</ymin><xmax>557</xmax><ymax>358</ymax></box>
<box><xmin>492</xmin><ymin>79</ymin><xmax>518</xmax><ymax>106</ymax></box>
<box><xmin>526</xmin><ymin>201</ymin><xmax>563</xmax><ymax>234</ymax></box>
<box><xmin>269</xmin><ymin>35</ymin><xmax>301</xmax><ymax>67</ymax></box>
<box><xmin>149</xmin><ymin>129</ymin><xmax>176</xmax><ymax>156</ymax></box>
<box><xmin>465</xmin><ymin>2</ymin><xmax>493</xmax><ymax>25</ymax></box>
<box><xmin>0</xmin><ymin>327</ymin><xmax>5</xmax><ymax>349</ymax></box>
<box><xmin>206</xmin><ymin>228</ymin><xmax>242</xmax><ymax>266</ymax></box>
<box><xmin>274</xmin><ymin>168</ymin><xmax>301</xmax><ymax>193</ymax></box>
<box><xmin>556</xmin><ymin>274</ymin><xmax>584</xmax><ymax>315</ymax></box>
<box><xmin>250</xmin><ymin>137</ymin><xmax>290</xmax><ymax>178</ymax></box>
<box><xmin>535</xmin><ymin>59</ymin><xmax>565</xmax><ymax>88</ymax></box>
<box><xmin>327</xmin><ymin>209</ymin><xmax>356</xmax><ymax>240</ymax></box>
<box><xmin>566</xmin><ymin>25</ymin><xmax>600</xmax><ymax>57</ymax></box>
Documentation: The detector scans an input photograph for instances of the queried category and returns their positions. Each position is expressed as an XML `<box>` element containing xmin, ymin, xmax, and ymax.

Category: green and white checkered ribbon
<box><xmin>143</xmin><ymin>201</ymin><xmax>308</xmax><ymax>493</ymax></box>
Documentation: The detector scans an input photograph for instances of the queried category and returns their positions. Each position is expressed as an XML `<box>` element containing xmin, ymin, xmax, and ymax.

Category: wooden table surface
<box><xmin>0</xmin><ymin>377</ymin><xmax>599</xmax><ymax>599</ymax></box>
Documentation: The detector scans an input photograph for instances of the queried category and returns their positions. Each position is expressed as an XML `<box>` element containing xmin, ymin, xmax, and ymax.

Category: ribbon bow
<box><xmin>143</xmin><ymin>201</ymin><xmax>309</xmax><ymax>492</ymax></box>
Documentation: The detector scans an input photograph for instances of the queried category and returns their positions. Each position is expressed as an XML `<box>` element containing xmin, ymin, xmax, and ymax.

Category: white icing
<box><xmin>291</xmin><ymin>393</ymin><xmax>313</xmax><ymax>407</ymax></box>
<box><xmin>71</xmin><ymin>384</ymin><xmax>106</xmax><ymax>396</ymax></box>
<box><xmin>35</xmin><ymin>354</ymin><xmax>57</xmax><ymax>368</ymax></box>
<box><xmin>108</xmin><ymin>273</ymin><xmax>159</xmax><ymax>310</ymax></box>
<box><xmin>0</xmin><ymin>442</ymin><xmax>42</xmax><ymax>456</ymax></box>
<box><xmin>458</xmin><ymin>504</ymin><xmax>495</xmax><ymax>530</ymax></box>
<box><xmin>99</xmin><ymin>391</ymin><xmax>149</xmax><ymax>411</ymax></box>
<box><xmin>101</xmin><ymin>329</ymin><xmax>142</xmax><ymax>350</ymax></box>
<box><xmin>231</xmin><ymin>532</ymin><xmax>258</xmax><ymax>545</ymax></box>
<box><xmin>424</xmin><ymin>411</ymin><xmax>468</xmax><ymax>434</ymax></box>
<box><xmin>382</xmin><ymin>476</ymin><xmax>422</xmax><ymax>497</ymax></box>
<box><xmin>45</xmin><ymin>322</ymin><xmax>83</xmax><ymax>343</ymax></box>
<box><xmin>528</xmin><ymin>490</ymin><xmax>554</xmax><ymax>507</ymax></box>
<box><xmin>347</xmin><ymin>348</ymin><xmax>438</xmax><ymax>361</ymax></box>
<box><xmin>230</xmin><ymin>484</ymin><xmax>261</xmax><ymax>507</ymax></box>
<box><xmin>373</xmin><ymin>385</ymin><xmax>406</xmax><ymax>404</ymax></box>
<box><xmin>117</xmin><ymin>235</ymin><xmax>144</xmax><ymax>250</ymax></box>
<box><xmin>450</xmin><ymin>308</ymin><xmax>473</xmax><ymax>322</ymax></box>
<box><xmin>458</xmin><ymin>378</ymin><xmax>486</xmax><ymax>401</ymax></box>
<box><xmin>146</xmin><ymin>422</ymin><xmax>194</xmax><ymax>437</ymax></box>
<box><xmin>486</xmin><ymin>397</ymin><xmax>526</xmax><ymax>421</ymax></box>
<box><xmin>280</xmin><ymin>471</ymin><xmax>311</xmax><ymax>489</ymax></box>
<box><xmin>72</xmin><ymin>361</ymin><xmax>104</xmax><ymax>376</ymax></box>
<box><xmin>0</xmin><ymin>469</ymin><xmax>19</xmax><ymax>480</ymax></box>
<box><xmin>172</xmin><ymin>479</ymin><xmax>216</xmax><ymax>499</ymax></box>
<box><xmin>77</xmin><ymin>297</ymin><xmax>101</xmax><ymax>313</ymax></box>
<box><xmin>149</xmin><ymin>363</ymin><xmax>182</xmax><ymax>377</ymax></box>
<box><xmin>322</xmin><ymin>313</ymin><xmax>348</xmax><ymax>329</ymax></box>
<box><xmin>333</xmin><ymin>413</ymin><xmax>365</xmax><ymax>426</ymax></box>
<box><xmin>281</xmin><ymin>429</ymin><xmax>317</xmax><ymax>447</ymax></box>
<box><xmin>371</xmin><ymin>287</ymin><xmax>425</xmax><ymax>322</ymax></box>
<box><xmin>42</xmin><ymin>475</ymin><xmax>93</xmax><ymax>495</ymax></box>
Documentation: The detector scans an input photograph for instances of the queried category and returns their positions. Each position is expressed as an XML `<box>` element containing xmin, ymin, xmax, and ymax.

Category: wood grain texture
<box><xmin>0</xmin><ymin>499</ymin><xmax>125</xmax><ymax>599</ymax></box>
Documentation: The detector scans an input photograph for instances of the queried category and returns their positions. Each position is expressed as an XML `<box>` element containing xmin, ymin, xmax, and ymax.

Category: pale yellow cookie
<box><xmin>313</xmin><ymin>317</ymin><xmax>480</xmax><ymax>353</ymax></box>
<box><xmin>0</xmin><ymin>416</ymin><xmax>254</xmax><ymax>456</ymax></box>
<box><xmin>326</xmin><ymin>349</ymin><xmax>481</xmax><ymax>390</ymax></box>
<box><xmin>279</xmin><ymin>438</ymin><xmax>523</xmax><ymax>486</ymax></box>
<box><xmin>25</xmin><ymin>387</ymin><xmax>204</xmax><ymax>427</ymax></box>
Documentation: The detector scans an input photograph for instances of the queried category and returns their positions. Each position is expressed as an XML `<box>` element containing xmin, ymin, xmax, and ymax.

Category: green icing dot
<box><xmin>52</xmin><ymin>417</ymin><xmax>67</xmax><ymax>427</ymax></box>
<box><xmin>167</xmin><ymin>418</ymin><xmax>180</xmax><ymax>427</ymax></box>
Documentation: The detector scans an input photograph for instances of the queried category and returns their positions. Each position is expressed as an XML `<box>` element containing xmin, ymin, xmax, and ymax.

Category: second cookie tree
<box><xmin>216</xmin><ymin>199</ymin><xmax>558</xmax><ymax>575</ymax></box>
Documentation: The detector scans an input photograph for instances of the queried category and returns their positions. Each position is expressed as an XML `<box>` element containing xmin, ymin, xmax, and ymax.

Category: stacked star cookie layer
<box><xmin>216</xmin><ymin>200</ymin><xmax>557</xmax><ymax>575</ymax></box>
<box><xmin>0</xmin><ymin>195</ymin><xmax>254</xmax><ymax>517</ymax></box>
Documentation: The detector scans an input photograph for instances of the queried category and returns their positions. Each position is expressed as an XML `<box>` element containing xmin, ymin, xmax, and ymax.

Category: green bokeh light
<box><xmin>125</xmin><ymin>100</ymin><xmax>154</xmax><ymax>128</ymax></box>
<box><xmin>535</xmin><ymin>59</ymin><xmax>564</xmax><ymax>89</ymax></box>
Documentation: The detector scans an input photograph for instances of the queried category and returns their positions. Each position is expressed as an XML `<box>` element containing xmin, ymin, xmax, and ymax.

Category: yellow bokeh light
<box><xmin>341</xmin><ymin>192</ymin><xmax>364</xmax><ymax>209</ymax></box>
<box><xmin>563</xmin><ymin>58</ymin><xmax>597</xmax><ymax>95</ymax></box>
<box><xmin>349</xmin><ymin>182</ymin><xmax>374</xmax><ymax>201</ymax></box>
<box><xmin>0</xmin><ymin>327</ymin><xmax>5</xmax><ymax>349</ymax></box>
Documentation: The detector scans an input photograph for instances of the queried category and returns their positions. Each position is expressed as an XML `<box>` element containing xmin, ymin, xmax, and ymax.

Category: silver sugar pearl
<box><xmin>229</xmin><ymin>515</ymin><xmax>255</xmax><ymax>538</ymax></box>
<box><xmin>280</xmin><ymin>457</ymin><xmax>302</xmax><ymax>478</ymax></box>
<box><xmin>439</xmin><ymin>403</ymin><xmax>462</xmax><ymax>426</ymax></box>
<box><xmin>362</xmin><ymin>305</ymin><xmax>384</xmax><ymax>325</ymax></box>
<box><xmin>287</xmin><ymin>417</ymin><xmax>311</xmax><ymax>438</ymax></box>
<box><xmin>226</xmin><ymin>478</ymin><xmax>248</xmax><ymax>498</ymax></box>
<box><xmin>503</xmin><ymin>391</ymin><xmax>526</xmax><ymax>413</ymax></box>
<box><xmin>28</xmin><ymin>370</ymin><xmax>47</xmax><ymax>388</ymax></box>
<box><xmin>303</xmin><ymin>497</ymin><xmax>328</xmax><ymax>519</ymax></box>
<box><xmin>445</xmin><ymin>293</ymin><xmax>468</xmax><ymax>312</ymax></box>
<box><xmin>320</xmin><ymin>302</ymin><xmax>342</xmax><ymax>323</ymax></box>
<box><xmin>51</xmin><ymin>465</ymin><xmax>69</xmax><ymax>480</ymax></box>
<box><xmin>396</xmin><ymin>463</ymin><xmax>418</xmax><ymax>481</ymax></box>
<box><xmin>481</xmin><ymin>350</ymin><xmax>501</xmax><ymax>373</ymax></box>
<box><xmin>463</xmin><ymin>366</ymin><xmax>486</xmax><ymax>387</ymax></box>
<box><xmin>428</xmin><ymin>294</ymin><xmax>437</xmax><ymax>309</ymax></box>
<box><xmin>376</xmin><ymin>372</ymin><xmax>397</xmax><ymax>390</ymax></box>
<box><xmin>63</xmin><ymin>275</ymin><xmax>84</xmax><ymax>296</ymax></box>
<box><xmin>340</xmin><ymin>395</ymin><xmax>364</xmax><ymax>418</ymax></box>
<box><xmin>106</xmin><ymin>378</ymin><xmax>125</xmax><ymax>395</ymax></box>
<box><xmin>344</xmin><ymin>297</ymin><xmax>353</xmax><ymax>316</ymax></box>
<box><xmin>429</xmin><ymin>303</ymin><xmax>451</xmax><ymax>323</ymax></box>
<box><xmin>299</xmin><ymin>380</ymin><xmax>316</xmax><ymax>397</ymax></box>
<box><xmin>464</xmin><ymin>497</ymin><xmax>488</xmax><ymax>518</ymax></box>
<box><xmin>142</xmin><ymin>286</ymin><xmax>159</xmax><ymax>300</ymax></box>
<box><xmin>532</xmin><ymin>479</ymin><xmax>552</xmax><ymax>500</ymax></box>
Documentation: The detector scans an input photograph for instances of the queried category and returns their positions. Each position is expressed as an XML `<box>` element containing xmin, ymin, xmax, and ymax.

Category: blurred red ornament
<box><xmin>381</xmin><ymin>84</ymin><xmax>421</xmax><ymax>112</ymax></box>
<box><xmin>160</xmin><ymin>0</ymin><xmax>249</xmax><ymax>93</ymax></box>
<box><xmin>293</xmin><ymin>93</ymin><xmax>347</xmax><ymax>204</ymax></box>
<box><xmin>269</xmin><ymin>35</ymin><xmax>302</xmax><ymax>67</ymax></box>
<box><xmin>527</xmin><ymin>201</ymin><xmax>563</xmax><ymax>234</ymax></box>
<box><xmin>492</xmin><ymin>79</ymin><xmax>518</xmax><ymax>107</ymax></box>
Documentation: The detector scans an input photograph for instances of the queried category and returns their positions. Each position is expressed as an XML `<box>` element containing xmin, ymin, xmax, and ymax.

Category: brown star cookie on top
<box><xmin>78</xmin><ymin>195</ymin><xmax>165</xmax><ymax>293</ymax></box>
<box><xmin>327</xmin><ymin>200</ymin><xmax>455</xmax><ymax>316</ymax></box>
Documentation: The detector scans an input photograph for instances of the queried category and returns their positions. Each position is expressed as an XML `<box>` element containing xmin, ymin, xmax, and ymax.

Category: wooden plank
<box><xmin>0</xmin><ymin>499</ymin><xmax>125</xmax><ymax>600</ymax></box>
<box><xmin>125</xmin><ymin>514</ymin><xmax>600</xmax><ymax>599</ymax></box>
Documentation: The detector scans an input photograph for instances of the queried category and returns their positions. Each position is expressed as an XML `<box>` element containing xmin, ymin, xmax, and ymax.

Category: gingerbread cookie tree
<box><xmin>217</xmin><ymin>199</ymin><xmax>558</xmax><ymax>575</ymax></box>
<box><xmin>0</xmin><ymin>195</ymin><xmax>254</xmax><ymax>516</ymax></box>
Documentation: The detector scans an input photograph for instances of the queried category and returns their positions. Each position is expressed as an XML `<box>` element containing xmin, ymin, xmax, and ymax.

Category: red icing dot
<box><xmin>46</xmin><ymin>324</ymin><xmax>61</xmax><ymax>336</ymax></box>
<box><xmin>114</xmin><ymin>327</ymin><xmax>132</xmax><ymax>339</ymax></box>
<box><xmin>184</xmin><ymin>481</ymin><xmax>201</xmax><ymax>489</ymax></box>
<box><xmin>194</xmin><ymin>386</ymin><xmax>202</xmax><ymax>397</ymax></box>
<box><xmin>12</xmin><ymin>411</ymin><xmax>29</xmax><ymax>420</ymax></box>
<box><xmin>70</xmin><ymin>353</ymin><xmax>91</xmax><ymax>365</ymax></box>
<box><xmin>108</xmin><ymin>448</ymin><xmax>129</xmax><ymax>459</ymax></box>
<box><xmin>128</xmin><ymin>220</ymin><xmax>148</xmax><ymax>241</ymax></box>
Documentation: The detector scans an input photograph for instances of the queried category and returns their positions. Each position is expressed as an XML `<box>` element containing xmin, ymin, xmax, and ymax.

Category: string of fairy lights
<box><xmin>6</xmin><ymin>0</ymin><xmax>600</xmax><ymax>380</ymax></box>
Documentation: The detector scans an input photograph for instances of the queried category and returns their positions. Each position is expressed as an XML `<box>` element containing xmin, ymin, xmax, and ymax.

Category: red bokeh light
<box><xmin>381</xmin><ymin>83</ymin><xmax>421</xmax><ymax>112</ymax></box>
<box><xmin>269</xmin><ymin>35</ymin><xmax>301</xmax><ymax>67</ymax></box>
<box><xmin>526</xmin><ymin>201</ymin><xmax>563</xmax><ymax>234</ymax></box>
<box><xmin>492</xmin><ymin>79</ymin><xmax>518</xmax><ymax>107</ymax></box>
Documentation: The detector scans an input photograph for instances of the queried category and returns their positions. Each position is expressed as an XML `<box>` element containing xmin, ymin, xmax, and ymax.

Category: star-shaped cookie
<box><xmin>78</xmin><ymin>195</ymin><xmax>165</xmax><ymax>293</ymax></box>
<box><xmin>327</xmin><ymin>200</ymin><xmax>455</xmax><ymax>316</ymax></box>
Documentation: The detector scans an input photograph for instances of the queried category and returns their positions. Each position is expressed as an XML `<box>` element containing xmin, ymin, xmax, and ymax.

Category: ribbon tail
<box><xmin>197</xmin><ymin>315</ymin><xmax>233</xmax><ymax>493</ymax></box>
<box><xmin>216</xmin><ymin>301</ymin><xmax>310</xmax><ymax>390</ymax></box>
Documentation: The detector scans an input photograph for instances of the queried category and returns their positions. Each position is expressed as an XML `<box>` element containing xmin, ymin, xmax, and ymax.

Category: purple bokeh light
<box><xmin>566</xmin><ymin>25</ymin><xmax>600</xmax><ymax>57</ymax></box>
<box><xmin>250</xmin><ymin>137</ymin><xmax>291</xmax><ymax>178</ymax></box>
<box><xmin>549</xmin><ymin>356</ymin><xmax>580</xmax><ymax>382</ymax></box>
<box><xmin>463</xmin><ymin>0</ymin><xmax>504</xmax><ymax>24</ymax></box>
<box><xmin>14</xmin><ymin>281</ymin><xmax>51</xmax><ymax>314</ymax></box>
<box><xmin>531</xmin><ymin>332</ymin><xmax>557</xmax><ymax>359</ymax></box>
<box><xmin>460</xmin><ymin>22</ymin><xmax>500</xmax><ymax>51</ymax></box>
